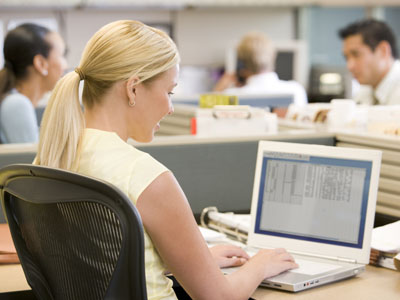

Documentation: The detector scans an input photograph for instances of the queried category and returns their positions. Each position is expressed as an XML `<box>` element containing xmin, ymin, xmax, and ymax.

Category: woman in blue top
<box><xmin>0</xmin><ymin>23</ymin><xmax>67</xmax><ymax>143</ymax></box>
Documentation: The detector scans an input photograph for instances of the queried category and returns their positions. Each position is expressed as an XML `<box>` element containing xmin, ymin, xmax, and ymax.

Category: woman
<box><xmin>36</xmin><ymin>20</ymin><xmax>297</xmax><ymax>300</ymax></box>
<box><xmin>0</xmin><ymin>23</ymin><xmax>67</xmax><ymax>143</ymax></box>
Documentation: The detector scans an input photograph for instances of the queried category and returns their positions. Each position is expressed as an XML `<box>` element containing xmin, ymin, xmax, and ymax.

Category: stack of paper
<box><xmin>371</xmin><ymin>221</ymin><xmax>400</xmax><ymax>271</ymax></box>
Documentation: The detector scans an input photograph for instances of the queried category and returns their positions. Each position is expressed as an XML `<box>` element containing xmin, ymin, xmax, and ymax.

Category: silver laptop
<box><xmin>226</xmin><ymin>140</ymin><xmax>381</xmax><ymax>292</ymax></box>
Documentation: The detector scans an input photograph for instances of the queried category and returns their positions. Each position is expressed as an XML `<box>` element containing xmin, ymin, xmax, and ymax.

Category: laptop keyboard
<box><xmin>245</xmin><ymin>248</ymin><xmax>342</xmax><ymax>276</ymax></box>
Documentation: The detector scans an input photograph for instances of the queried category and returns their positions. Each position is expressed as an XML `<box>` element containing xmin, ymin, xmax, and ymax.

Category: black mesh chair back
<box><xmin>0</xmin><ymin>164</ymin><xmax>147</xmax><ymax>300</ymax></box>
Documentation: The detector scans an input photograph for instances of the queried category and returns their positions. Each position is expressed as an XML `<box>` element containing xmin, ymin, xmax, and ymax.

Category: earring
<box><xmin>42</xmin><ymin>70</ymin><xmax>48</xmax><ymax>76</ymax></box>
<box><xmin>128</xmin><ymin>99</ymin><xmax>136</xmax><ymax>107</ymax></box>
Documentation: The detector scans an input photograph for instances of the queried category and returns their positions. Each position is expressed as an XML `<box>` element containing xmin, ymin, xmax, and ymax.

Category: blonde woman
<box><xmin>36</xmin><ymin>20</ymin><xmax>297</xmax><ymax>300</ymax></box>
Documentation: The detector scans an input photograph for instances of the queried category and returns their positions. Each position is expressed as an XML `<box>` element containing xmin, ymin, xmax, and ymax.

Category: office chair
<box><xmin>0</xmin><ymin>164</ymin><xmax>147</xmax><ymax>300</ymax></box>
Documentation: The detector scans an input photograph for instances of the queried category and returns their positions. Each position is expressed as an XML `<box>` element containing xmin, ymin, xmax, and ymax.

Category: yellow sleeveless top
<box><xmin>78</xmin><ymin>128</ymin><xmax>177</xmax><ymax>300</ymax></box>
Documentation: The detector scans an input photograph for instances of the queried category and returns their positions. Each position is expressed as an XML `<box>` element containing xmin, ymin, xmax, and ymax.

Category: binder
<box><xmin>200</xmin><ymin>207</ymin><xmax>250</xmax><ymax>243</ymax></box>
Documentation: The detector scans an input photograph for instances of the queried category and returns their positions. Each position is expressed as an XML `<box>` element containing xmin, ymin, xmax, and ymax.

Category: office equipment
<box><xmin>159</xmin><ymin>96</ymin><xmax>291</xmax><ymax>136</ymax></box>
<box><xmin>226</xmin><ymin>140</ymin><xmax>381</xmax><ymax>292</ymax></box>
<box><xmin>196</xmin><ymin>105</ymin><xmax>278</xmax><ymax>137</ymax></box>
<box><xmin>0</xmin><ymin>164</ymin><xmax>147</xmax><ymax>300</ymax></box>
<box><xmin>200</xmin><ymin>206</ymin><xmax>250</xmax><ymax>242</ymax></box>
<box><xmin>308</xmin><ymin>65</ymin><xmax>352</xmax><ymax>102</ymax></box>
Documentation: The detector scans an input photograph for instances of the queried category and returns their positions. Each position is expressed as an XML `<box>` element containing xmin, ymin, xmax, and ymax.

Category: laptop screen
<box><xmin>254</xmin><ymin>151</ymin><xmax>372</xmax><ymax>249</ymax></box>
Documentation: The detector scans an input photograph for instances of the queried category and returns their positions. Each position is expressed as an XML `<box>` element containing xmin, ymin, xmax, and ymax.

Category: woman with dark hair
<box><xmin>0</xmin><ymin>23</ymin><xmax>67</xmax><ymax>143</ymax></box>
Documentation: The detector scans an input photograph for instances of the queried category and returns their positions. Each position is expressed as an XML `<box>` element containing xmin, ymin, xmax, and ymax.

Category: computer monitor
<box><xmin>274</xmin><ymin>40</ymin><xmax>308</xmax><ymax>89</ymax></box>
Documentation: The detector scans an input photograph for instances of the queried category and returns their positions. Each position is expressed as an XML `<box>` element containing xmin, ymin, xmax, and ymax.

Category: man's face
<box><xmin>342</xmin><ymin>34</ymin><xmax>383</xmax><ymax>87</ymax></box>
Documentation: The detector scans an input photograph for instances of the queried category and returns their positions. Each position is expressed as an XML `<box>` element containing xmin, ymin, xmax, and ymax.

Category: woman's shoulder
<box><xmin>82</xmin><ymin>129</ymin><xmax>160</xmax><ymax>165</ymax></box>
<box><xmin>1</xmin><ymin>92</ymin><xmax>32</xmax><ymax>110</ymax></box>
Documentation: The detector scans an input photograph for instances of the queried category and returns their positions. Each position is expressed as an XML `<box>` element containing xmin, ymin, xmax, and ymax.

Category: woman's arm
<box><xmin>137</xmin><ymin>171</ymin><xmax>297</xmax><ymax>300</ymax></box>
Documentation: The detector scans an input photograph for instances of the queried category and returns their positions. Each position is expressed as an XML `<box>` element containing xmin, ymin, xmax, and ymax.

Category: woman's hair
<box><xmin>237</xmin><ymin>32</ymin><xmax>276</xmax><ymax>74</ymax></box>
<box><xmin>36</xmin><ymin>20</ymin><xmax>180</xmax><ymax>171</ymax></box>
<box><xmin>0</xmin><ymin>23</ymin><xmax>51</xmax><ymax>100</ymax></box>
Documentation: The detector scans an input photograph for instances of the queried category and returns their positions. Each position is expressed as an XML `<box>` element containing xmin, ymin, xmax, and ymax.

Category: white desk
<box><xmin>1</xmin><ymin>264</ymin><xmax>399</xmax><ymax>299</ymax></box>
<box><xmin>252</xmin><ymin>265</ymin><xmax>400</xmax><ymax>300</ymax></box>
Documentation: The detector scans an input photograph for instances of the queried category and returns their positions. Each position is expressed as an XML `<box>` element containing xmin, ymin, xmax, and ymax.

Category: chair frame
<box><xmin>0</xmin><ymin>164</ymin><xmax>147</xmax><ymax>300</ymax></box>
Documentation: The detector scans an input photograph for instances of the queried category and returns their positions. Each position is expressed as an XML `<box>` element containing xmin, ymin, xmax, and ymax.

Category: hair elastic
<box><xmin>74</xmin><ymin>67</ymin><xmax>85</xmax><ymax>81</ymax></box>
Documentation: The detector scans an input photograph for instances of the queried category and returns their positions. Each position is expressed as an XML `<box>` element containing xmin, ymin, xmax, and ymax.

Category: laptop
<box><xmin>225</xmin><ymin>140</ymin><xmax>382</xmax><ymax>292</ymax></box>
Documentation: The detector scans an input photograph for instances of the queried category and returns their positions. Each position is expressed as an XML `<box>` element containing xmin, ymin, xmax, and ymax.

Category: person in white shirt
<box><xmin>339</xmin><ymin>19</ymin><xmax>400</xmax><ymax>105</ymax></box>
<box><xmin>214</xmin><ymin>32</ymin><xmax>308</xmax><ymax>107</ymax></box>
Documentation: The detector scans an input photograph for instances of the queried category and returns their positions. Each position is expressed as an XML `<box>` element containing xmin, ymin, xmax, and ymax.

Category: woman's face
<box><xmin>129</xmin><ymin>65</ymin><xmax>179</xmax><ymax>142</ymax></box>
<box><xmin>43</xmin><ymin>32</ymin><xmax>68</xmax><ymax>91</ymax></box>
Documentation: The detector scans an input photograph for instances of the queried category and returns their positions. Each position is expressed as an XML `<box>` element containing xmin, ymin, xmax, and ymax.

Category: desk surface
<box><xmin>1</xmin><ymin>264</ymin><xmax>399</xmax><ymax>299</ymax></box>
<box><xmin>253</xmin><ymin>265</ymin><xmax>400</xmax><ymax>300</ymax></box>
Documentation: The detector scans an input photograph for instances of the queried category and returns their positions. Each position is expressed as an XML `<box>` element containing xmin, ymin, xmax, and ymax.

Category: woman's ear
<box><xmin>33</xmin><ymin>54</ymin><xmax>49</xmax><ymax>76</ymax></box>
<box><xmin>126</xmin><ymin>75</ymin><xmax>140</xmax><ymax>106</ymax></box>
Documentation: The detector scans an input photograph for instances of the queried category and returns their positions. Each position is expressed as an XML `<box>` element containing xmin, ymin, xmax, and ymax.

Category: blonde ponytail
<box><xmin>36</xmin><ymin>71</ymin><xmax>84</xmax><ymax>171</ymax></box>
<box><xmin>36</xmin><ymin>20</ymin><xmax>179</xmax><ymax>171</ymax></box>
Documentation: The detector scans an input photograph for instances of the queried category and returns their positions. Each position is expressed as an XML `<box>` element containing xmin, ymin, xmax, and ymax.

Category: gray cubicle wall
<box><xmin>0</xmin><ymin>135</ymin><xmax>334</xmax><ymax>223</ymax></box>
<box><xmin>137</xmin><ymin>135</ymin><xmax>334</xmax><ymax>220</ymax></box>
<box><xmin>0</xmin><ymin>151</ymin><xmax>37</xmax><ymax>223</ymax></box>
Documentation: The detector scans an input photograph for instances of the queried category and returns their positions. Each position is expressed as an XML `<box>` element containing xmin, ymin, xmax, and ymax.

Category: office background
<box><xmin>1</xmin><ymin>1</ymin><xmax>400</xmax><ymax>95</ymax></box>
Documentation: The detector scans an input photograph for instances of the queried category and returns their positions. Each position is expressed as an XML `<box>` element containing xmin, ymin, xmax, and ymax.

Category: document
<box><xmin>259</xmin><ymin>159</ymin><xmax>367</xmax><ymax>244</ymax></box>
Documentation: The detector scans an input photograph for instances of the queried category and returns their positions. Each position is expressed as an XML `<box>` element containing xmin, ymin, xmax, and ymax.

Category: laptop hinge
<box><xmin>287</xmin><ymin>250</ymin><xmax>357</xmax><ymax>264</ymax></box>
<box><xmin>336</xmin><ymin>257</ymin><xmax>357</xmax><ymax>264</ymax></box>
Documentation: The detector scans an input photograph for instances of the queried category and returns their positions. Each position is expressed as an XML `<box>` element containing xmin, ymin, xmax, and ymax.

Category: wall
<box><xmin>175</xmin><ymin>7</ymin><xmax>294</xmax><ymax>66</ymax></box>
<box><xmin>2</xmin><ymin>5</ymin><xmax>400</xmax><ymax>92</ymax></box>
<box><xmin>385</xmin><ymin>7</ymin><xmax>400</xmax><ymax>59</ymax></box>
<box><xmin>64</xmin><ymin>9</ymin><xmax>172</xmax><ymax>67</ymax></box>
<box><xmin>301</xmin><ymin>6</ymin><xmax>365</xmax><ymax>67</ymax></box>
<box><xmin>0</xmin><ymin>6</ymin><xmax>294</xmax><ymax>69</ymax></box>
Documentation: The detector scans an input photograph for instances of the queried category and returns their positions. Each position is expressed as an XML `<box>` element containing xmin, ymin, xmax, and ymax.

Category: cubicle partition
<box><xmin>2</xmin><ymin>132</ymin><xmax>399</xmax><ymax>224</ymax></box>
<box><xmin>135</xmin><ymin>133</ymin><xmax>335</xmax><ymax>220</ymax></box>
<box><xmin>336</xmin><ymin>132</ymin><xmax>400</xmax><ymax>222</ymax></box>
<box><xmin>0</xmin><ymin>133</ymin><xmax>334</xmax><ymax>223</ymax></box>
<box><xmin>0</xmin><ymin>144</ymin><xmax>37</xmax><ymax>223</ymax></box>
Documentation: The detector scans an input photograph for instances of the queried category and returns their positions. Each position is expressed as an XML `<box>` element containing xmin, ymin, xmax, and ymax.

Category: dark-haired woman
<box><xmin>0</xmin><ymin>23</ymin><xmax>67</xmax><ymax>143</ymax></box>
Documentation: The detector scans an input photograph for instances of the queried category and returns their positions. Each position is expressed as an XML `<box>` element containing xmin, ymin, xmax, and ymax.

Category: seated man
<box><xmin>214</xmin><ymin>32</ymin><xmax>307</xmax><ymax>108</ymax></box>
<box><xmin>339</xmin><ymin>19</ymin><xmax>400</xmax><ymax>105</ymax></box>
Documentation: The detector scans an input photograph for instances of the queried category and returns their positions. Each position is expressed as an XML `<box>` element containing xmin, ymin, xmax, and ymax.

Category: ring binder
<box><xmin>200</xmin><ymin>207</ymin><xmax>250</xmax><ymax>243</ymax></box>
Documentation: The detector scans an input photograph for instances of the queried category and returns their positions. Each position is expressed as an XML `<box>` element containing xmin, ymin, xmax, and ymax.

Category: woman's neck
<box><xmin>15</xmin><ymin>76</ymin><xmax>45</xmax><ymax>107</ymax></box>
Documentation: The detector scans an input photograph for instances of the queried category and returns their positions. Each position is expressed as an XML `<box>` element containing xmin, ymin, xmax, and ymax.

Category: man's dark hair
<box><xmin>339</xmin><ymin>19</ymin><xmax>398</xmax><ymax>59</ymax></box>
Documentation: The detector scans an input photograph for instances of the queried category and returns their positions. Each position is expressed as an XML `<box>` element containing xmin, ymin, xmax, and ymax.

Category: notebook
<box><xmin>225</xmin><ymin>140</ymin><xmax>382</xmax><ymax>292</ymax></box>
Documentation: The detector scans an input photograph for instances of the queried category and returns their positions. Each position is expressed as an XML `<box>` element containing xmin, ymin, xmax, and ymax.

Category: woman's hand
<box><xmin>213</xmin><ymin>73</ymin><xmax>238</xmax><ymax>92</ymax></box>
<box><xmin>209</xmin><ymin>244</ymin><xmax>250</xmax><ymax>268</ymax></box>
<box><xmin>251</xmin><ymin>248</ymin><xmax>298</xmax><ymax>279</ymax></box>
